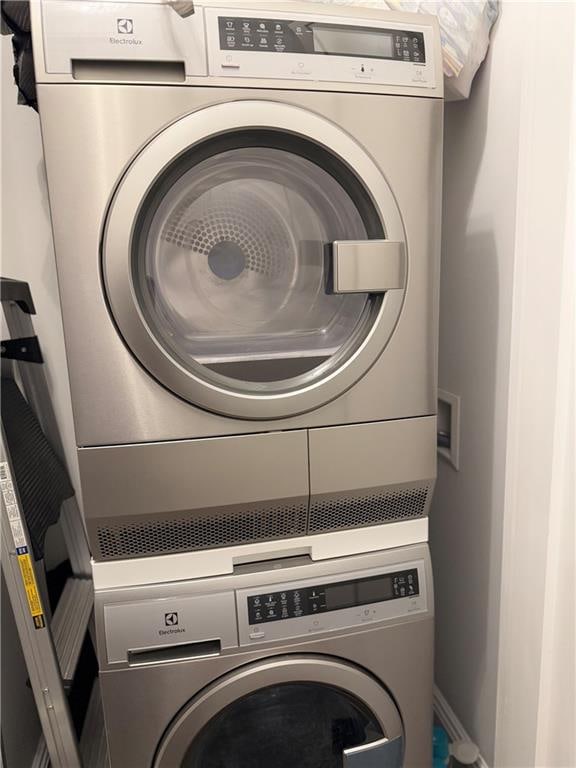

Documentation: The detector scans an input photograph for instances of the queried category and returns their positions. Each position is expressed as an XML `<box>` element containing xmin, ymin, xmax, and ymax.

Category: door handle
<box><xmin>331</xmin><ymin>240</ymin><xmax>406</xmax><ymax>293</ymax></box>
<box><xmin>343</xmin><ymin>736</ymin><xmax>404</xmax><ymax>767</ymax></box>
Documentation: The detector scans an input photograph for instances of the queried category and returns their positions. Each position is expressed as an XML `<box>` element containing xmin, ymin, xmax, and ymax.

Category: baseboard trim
<box><xmin>433</xmin><ymin>686</ymin><xmax>490</xmax><ymax>768</ymax></box>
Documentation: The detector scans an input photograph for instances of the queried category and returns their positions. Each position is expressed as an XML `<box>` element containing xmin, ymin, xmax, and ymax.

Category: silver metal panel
<box><xmin>77</xmin><ymin>430</ymin><xmax>308</xmax><ymax>522</ymax></box>
<box><xmin>332</xmin><ymin>241</ymin><xmax>405</xmax><ymax>293</ymax></box>
<box><xmin>104</xmin><ymin>591</ymin><xmax>237</xmax><ymax>664</ymax></box>
<box><xmin>35</xmin><ymin>84</ymin><xmax>442</xmax><ymax>446</ymax></box>
<box><xmin>309</xmin><ymin>416</ymin><xmax>437</xmax><ymax>495</ymax></box>
<box><xmin>235</xmin><ymin>560</ymin><xmax>427</xmax><ymax>646</ymax></box>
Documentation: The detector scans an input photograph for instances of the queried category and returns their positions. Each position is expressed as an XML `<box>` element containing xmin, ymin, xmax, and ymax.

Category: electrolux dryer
<box><xmin>32</xmin><ymin>1</ymin><xmax>443</xmax><ymax>572</ymax></box>
<box><xmin>95</xmin><ymin>543</ymin><xmax>434</xmax><ymax>767</ymax></box>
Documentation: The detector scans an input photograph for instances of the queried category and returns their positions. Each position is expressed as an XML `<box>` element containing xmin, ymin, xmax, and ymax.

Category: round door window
<box><xmin>181</xmin><ymin>682</ymin><xmax>384</xmax><ymax>768</ymax></box>
<box><xmin>103</xmin><ymin>101</ymin><xmax>406</xmax><ymax>419</ymax></box>
<box><xmin>133</xmin><ymin>133</ymin><xmax>382</xmax><ymax>393</ymax></box>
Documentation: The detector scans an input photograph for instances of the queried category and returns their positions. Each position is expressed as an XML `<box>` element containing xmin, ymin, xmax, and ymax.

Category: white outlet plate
<box><xmin>438</xmin><ymin>388</ymin><xmax>461</xmax><ymax>471</ymax></box>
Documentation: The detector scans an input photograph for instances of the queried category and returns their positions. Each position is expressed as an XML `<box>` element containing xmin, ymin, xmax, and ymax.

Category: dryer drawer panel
<box><xmin>79</xmin><ymin>431</ymin><xmax>309</xmax><ymax>561</ymax></box>
<box><xmin>308</xmin><ymin>417</ymin><xmax>436</xmax><ymax>533</ymax></box>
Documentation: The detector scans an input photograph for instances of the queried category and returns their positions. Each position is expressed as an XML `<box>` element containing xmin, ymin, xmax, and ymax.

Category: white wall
<box><xmin>430</xmin><ymin>5</ymin><xmax>523</xmax><ymax>762</ymax></box>
<box><xmin>432</xmin><ymin>2</ymin><xmax>575</xmax><ymax>766</ymax></box>
<box><xmin>1</xmin><ymin>36</ymin><xmax>79</xmax><ymax>492</ymax></box>
<box><xmin>1</xmin><ymin>34</ymin><xmax>80</xmax><ymax>768</ymax></box>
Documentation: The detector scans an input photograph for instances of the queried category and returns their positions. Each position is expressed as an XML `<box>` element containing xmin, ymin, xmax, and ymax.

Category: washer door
<box><xmin>153</xmin><ymin>656</ymin><xmax>404</xmax><ymax>768</ymax></box>
<box><xmin>104</xmin><ymin>101</ymin><xmax>406</xmax><ymax>419</ymax></box>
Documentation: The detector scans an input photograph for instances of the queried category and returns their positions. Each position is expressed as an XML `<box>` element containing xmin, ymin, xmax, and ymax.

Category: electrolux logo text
<box><xmin>117</xmin><ymin>18</ymin><xmax>134</xmax><ymax>34</ymax></box>
<box><xmin>159</xmin><ymin>611</ymin><xmax>185</xmax><ymax>636</ymax></box>
<box><xmin>110</xmin><ymin>18</ymin><xmax>143</xmax><ymax>46</ymax></box>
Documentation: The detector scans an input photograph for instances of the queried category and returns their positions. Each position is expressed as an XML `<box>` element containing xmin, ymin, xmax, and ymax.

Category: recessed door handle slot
<box><xmin>72</xmin><ymin>59</ymin><xmax>186</xmax><ymax>83</ymax></box>
<box><xmin>127</xmin><ymin>639</ymin><xmax>221</xmax><ymax>666</ymax></box>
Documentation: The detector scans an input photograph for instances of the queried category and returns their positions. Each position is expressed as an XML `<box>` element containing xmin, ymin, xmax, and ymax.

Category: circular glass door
<box><xmin>153</xmin><ymin>656</ymin><xmax>404</xmax><ymax>768</ymax></box>
<box><xmin>103</xmin><ymin>101</ymin><xmax>407</xmax><ymax>419</ymax></box>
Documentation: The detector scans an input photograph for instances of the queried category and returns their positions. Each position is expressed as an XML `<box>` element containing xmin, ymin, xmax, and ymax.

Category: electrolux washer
<box><xmin>95</xmin><ymin>543</ymin><xmax>434</xmax><ymax>767</ymax></box>
<box><xmin>31</xmin><ymin>1</ymin><xmax>443</xmax><ymax>573</ymax></box>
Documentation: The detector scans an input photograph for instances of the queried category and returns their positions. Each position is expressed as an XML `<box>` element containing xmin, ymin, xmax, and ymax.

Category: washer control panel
<box><xmin>206</xmin><ymin>7</ymin><xmax>437</xmax><ymax>89</ymax></box>
<box><xmin>237</xmin><ymin>560</ymin><xmax>427</xmax><ymax>645</ymax></box>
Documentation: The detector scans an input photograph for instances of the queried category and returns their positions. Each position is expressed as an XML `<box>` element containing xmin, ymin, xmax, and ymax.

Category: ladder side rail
<box><xmin>2</xmin><ymin>299</ymin><xmax>91</xmax><ymax>576</ymax></box>
<box><xmin>0</xmin><ymin>432</ymin><xmax>82</xmax><ymax>768</ymax></box>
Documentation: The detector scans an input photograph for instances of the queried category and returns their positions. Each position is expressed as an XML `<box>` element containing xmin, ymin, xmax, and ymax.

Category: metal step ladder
<box><xmin>1</xmin><ymin>278</ymin><xmax>109</xmax><ymax>768</ymax></box>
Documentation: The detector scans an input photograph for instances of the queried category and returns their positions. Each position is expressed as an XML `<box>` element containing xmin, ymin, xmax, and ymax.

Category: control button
<box><xmin>221</xmin><ymin>63</ymin><xmax>240</xmax><ymax>69</ymax></box>
<box><xmin>242</xmin><ymin>21</ymin><xmax>251</xmax><ymax>31</ymax></box>
<box><xmin>291</xmin><ymin>66</ymin><xmax>312</xmax><ymax>76</ymax></box>
<box><xmin>249</xmin><ymin>629</ymin><xmax>265</xmax><ymax>639</ymax></box>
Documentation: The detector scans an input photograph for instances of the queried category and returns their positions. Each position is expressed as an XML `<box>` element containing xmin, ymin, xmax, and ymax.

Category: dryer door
<box><xmin>153</xmin><ymin>656</ymin><xmax>404</xmax><ymax>767</ymax></box>
<box><xmin>104</xmin><ymin>101</ymin><xmax>406</xmax><ymax>420</ymax></box>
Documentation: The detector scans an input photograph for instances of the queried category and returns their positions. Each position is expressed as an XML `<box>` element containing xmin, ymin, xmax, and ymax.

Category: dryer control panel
<box><xmin>206</xmin><ymin>7</ymin><xmax>437</xmax><ymax>88</ymax></box>
<box><xmin>36</xmin><ymin>1</ymin><xmax>440</xmax><ymax>93</ymax></box>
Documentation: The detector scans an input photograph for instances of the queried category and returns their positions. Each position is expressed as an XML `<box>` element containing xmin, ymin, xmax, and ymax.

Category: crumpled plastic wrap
<box><xmin>306</xmin><ymin>0</ymin><xmax>499</xmax><ymax>99</ymax></box>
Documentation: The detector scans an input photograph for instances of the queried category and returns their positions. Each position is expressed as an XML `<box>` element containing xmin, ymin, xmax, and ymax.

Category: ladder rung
<box><xmin>31</xmin><ymin>735</ymin><xmax>50</xmax><ymax>768</ymax></box>
<box><xmin>51</xmin><ymin>577</ymin><xmax>93</xmax><ymax>686</ymax></box>
<box><xmin>80</xmin><ymin>678</ymin><xmax>110</xmax><ymax>768</ymax></box>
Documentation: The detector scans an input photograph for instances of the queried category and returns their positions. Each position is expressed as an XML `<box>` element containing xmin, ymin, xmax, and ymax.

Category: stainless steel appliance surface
<box><xmin>31</xmin><ymin>1</ymin><xmax>443</xmax><ymax>569</ymax></box>
<box><xmin>95</xmin><ymin>543</ymin><xmax>434</xmax><ymax>767</ymax></box>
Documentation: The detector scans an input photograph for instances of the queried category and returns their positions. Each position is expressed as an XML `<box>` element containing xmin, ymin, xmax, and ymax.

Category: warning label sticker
<box><xmin>17</xmin><ymin>550</ymin><xmax>45</xmax><ymax>625</ymax></box>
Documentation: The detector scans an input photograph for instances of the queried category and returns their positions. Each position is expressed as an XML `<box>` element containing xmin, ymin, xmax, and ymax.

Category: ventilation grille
<box><xmin>96</xmin><ymin>502</ymin><xmax>308</xmax><ymax>561</ymax></box>
<box><xmin>308</xmin><ymin>484</ymin><xmax>431</xmax><ymax>534</ymax></box>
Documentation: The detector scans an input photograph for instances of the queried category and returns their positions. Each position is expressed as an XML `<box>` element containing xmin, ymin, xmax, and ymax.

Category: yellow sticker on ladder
<box><xmin>17</xmin><ymin>551</ymin><xmax>46</xmax><ymax>628</ymax></box>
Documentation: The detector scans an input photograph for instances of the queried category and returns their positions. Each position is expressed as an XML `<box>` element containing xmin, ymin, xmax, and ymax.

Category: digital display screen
<box><xmin>358</xmin><ymin>576</ymin><xmax>395</xmax><ymax>604</ymax></box>
<box><xmin>218</xmin><ymin>18</ymin><xmax>425</xmax><ymax>63</ymax></box>
<box><xmin>324</xmin><ymin>583</ymin><xmax>357</xmax><ymax>611</ymax></box>
<box><xmin>325</xmin><ymin>575</ymin><xmax>395</xmax><ymax>610</ymax></box>
<box><xmin>248</xmin><ymin>568</ymin><xmax>419</xmax><ymax>625</ymax></box>
<box><xmin>313</xmin><ymin>25</ymin><xmax>394</xmax><ymax>59</ymax></box>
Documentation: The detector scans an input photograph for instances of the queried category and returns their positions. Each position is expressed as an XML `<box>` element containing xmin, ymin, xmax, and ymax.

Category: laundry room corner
<box><xmin>1</xmin><ymin>1</ymin><xmax>574</xmax><ymax>767</ymax></box>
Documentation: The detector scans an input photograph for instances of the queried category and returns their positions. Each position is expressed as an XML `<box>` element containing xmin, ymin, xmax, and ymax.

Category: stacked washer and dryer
<box><xmin>32</xmin><ymin>1</ymin><xmax>443</xmax><ymax>764</ymax></box>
